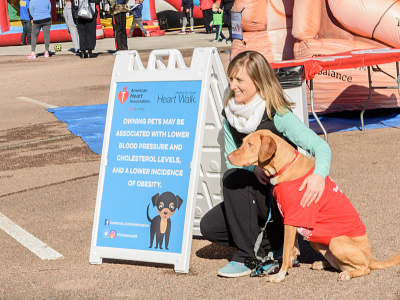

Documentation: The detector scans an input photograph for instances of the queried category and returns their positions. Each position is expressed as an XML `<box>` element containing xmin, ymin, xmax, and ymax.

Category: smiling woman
<box><xmin>199</xmin><ymin>50</ymin><xmax>332</xmax><ymax>278</ymax></box>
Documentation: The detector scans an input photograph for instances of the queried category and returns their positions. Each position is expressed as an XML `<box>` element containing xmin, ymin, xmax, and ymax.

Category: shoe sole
<box><xmin>217</xmin><ymin>269</ymin><xmax>251</xmax><ymax>278</ymax></box>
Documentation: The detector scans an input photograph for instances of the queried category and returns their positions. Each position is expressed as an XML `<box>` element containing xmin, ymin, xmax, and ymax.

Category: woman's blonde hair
<box><xmin>225</xmin><ymin>51</ymin><xmax>295</xmax><ymax>119</ymax></box>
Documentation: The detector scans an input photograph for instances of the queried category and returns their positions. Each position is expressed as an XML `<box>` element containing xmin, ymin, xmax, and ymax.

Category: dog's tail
<box><xmin>146</xmin><ymin>204</ymin><xmax>152</xmax><ymax>223</ymax></box>
<box><xmin>369</xmin><ymin>253</ymin><xmax>400</xmax><ymax>270</ymax></box>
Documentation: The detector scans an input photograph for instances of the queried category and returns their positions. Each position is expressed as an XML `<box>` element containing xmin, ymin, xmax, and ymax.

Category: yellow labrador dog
<box><xmin>227</xmin><ymin>129</ymin><xmax>400</xmax><ymax>282</ymax></box>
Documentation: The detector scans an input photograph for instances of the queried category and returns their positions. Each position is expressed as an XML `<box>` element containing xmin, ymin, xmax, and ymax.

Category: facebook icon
<box><xmin>105</xmin><ymin>219</ymin><xmax>110</xmax><ymax>226</ymax></box>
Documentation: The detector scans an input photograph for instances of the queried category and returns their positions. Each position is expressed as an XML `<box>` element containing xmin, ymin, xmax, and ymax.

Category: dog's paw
<box><xmin>338</xmin><ymin>271</ymin><xmax>351</xmax><ymax>281</ymax></box>
<box><xmin>311</xmin><ymin>261</ymin><xmax>325</xmax><ymax>270</ymax></box>
<box><xmin>267</xmin><ymin>271</ymin><xmax>286</xmax><ymax>283</ymax></box>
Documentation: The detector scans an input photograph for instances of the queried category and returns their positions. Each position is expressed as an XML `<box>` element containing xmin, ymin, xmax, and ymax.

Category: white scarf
<box><xmin>224</xmin><ymin>94</ymin><xmax>266</xmax><ymax>134</ymax></box>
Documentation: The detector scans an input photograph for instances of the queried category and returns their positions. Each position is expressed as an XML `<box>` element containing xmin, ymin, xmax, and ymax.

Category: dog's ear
<box><xmin>258</xmin><ymin>135</ymin><xmax>277</xmax><ymax>163</ymax></box>
<box><xmin>176</xmin><ymin>195</ymin><xmax>183</xmax><ymax>209</ymax></box>
<box><xmin>151</xmin><ymin>193</ymin><xmax>159</xmax><ymax>206</ymax></box>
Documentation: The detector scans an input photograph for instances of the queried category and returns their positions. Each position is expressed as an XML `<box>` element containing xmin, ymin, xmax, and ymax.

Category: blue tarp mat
<box><xmin>48</xmin><ymin>104</ymin><xmax>107</xmax><ymax>155</ymax></box>
<box><xmin>47</xmin><ymin>104</ymin><xmax>400</xmax><ymax>155</ymax></box>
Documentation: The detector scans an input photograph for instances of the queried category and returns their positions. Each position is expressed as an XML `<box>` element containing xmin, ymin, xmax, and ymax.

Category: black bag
<box><xmin>274</xmin><ymin>65</ymin><xmax>304</xmax><ymax>89</ymax></box>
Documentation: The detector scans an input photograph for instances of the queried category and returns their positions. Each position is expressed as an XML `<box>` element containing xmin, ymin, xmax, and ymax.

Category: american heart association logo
<box><xmin>118</xmin><ymin>87</ymin><xmax>129</xmax><ymax>104</ymax></box>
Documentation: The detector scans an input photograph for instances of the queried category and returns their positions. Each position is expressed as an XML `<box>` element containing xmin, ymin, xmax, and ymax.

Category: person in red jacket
<box><xmin>199</xmin><ymin>0</ymin><xmax>219</xmax><ymax>34</ymax></box>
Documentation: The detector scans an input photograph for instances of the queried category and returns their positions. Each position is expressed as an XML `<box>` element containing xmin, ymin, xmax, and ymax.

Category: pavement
<box><xmin>0</xmin><ymin>28</ymin><xmax>231</xmax><ymax>56</ymax></box>
<box><xmin>1</xmin><ymin>27</ymin><xmax>400</xmax><ymax>299</ymax></box>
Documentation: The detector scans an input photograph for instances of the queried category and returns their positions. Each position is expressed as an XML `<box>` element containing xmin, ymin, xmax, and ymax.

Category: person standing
<box><xmin>210</xmin><ymin>2</ymin><xmax>225</xmax><ymax>42</ymax></box>
<box><xmin>128</xmin><ymin>0</ymin><xmax>150</xmax><ymax>38</ymax></box>
<box><xmin>221</xmin><ymin>0</ymin><xmax>234</xmax><ymax>44</ymax></box>
<box><xmin>199</xmin><ymin>0</ymin><xmax>218</xmax><ymax>34</ymax></box>
<box><xmin>71</xmin><ymin>0</ymin><xmax>100</xmax><ymax>58</ymax></box>
<box><xmin>27</xmin><ymin>0</ymin><xmax>51</xmax><ymax>59</ymax></box>
<box><xmin>178</xmin><ymin>0</ymin><xmax>194</xmax><ymax>34</ymax></box>
<box><xmin>20</xmin><ymin>0</ymin><xmax>32</xmax><ymax>45</ymax></box>
<box><xmin>109</xmin><ymin>0</ymin><xmax>130</xmax><ymax>51</ymax></box>
<box><xmin>63</xmin><ymin>0</ymin><xmax>80</xmax><ymax>55</ymax></box>
<box><xmin>200</xmin><ymin>51</ymin><xmax>331</xmax><ymax>277</ymax></box>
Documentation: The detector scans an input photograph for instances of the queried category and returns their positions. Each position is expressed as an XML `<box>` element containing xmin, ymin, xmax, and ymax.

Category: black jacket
<box><xmin>221</xmin><ymin>0</ymin><xmax>235</xmax><ymax>11</ymax></box>
<box><xmin>71</xmin><ymin>0</ymin><xmax>100</xmax><ymax>19</ymax></box>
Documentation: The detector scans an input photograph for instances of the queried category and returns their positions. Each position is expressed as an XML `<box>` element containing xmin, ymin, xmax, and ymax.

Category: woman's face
<box><xmin>229</xmin><ymin>66</ymin><xmax>258</xmax><ymax>105</ymax></box>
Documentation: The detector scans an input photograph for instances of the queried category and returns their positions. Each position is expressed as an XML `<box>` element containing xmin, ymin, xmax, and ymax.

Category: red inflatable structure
<box><xmin>231</xmin><ymin>0</ymin><xmax>400</xmax><ymax>113</ymax></box>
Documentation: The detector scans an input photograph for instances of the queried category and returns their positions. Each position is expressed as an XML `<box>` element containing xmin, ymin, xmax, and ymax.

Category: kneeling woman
<box><xmin>200</xmin><ymin>51</ymin><xmax>332</xmax><ymax>277</ymax></box>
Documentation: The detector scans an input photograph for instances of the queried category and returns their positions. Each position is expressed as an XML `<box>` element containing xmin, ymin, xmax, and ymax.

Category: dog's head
<box><xmin>151</xmin><ymin>192</ymin><xmax>183</xmax><ymax>219</ymax></box>
<box><xmin>227</xmin><ymin>129</ymin><xmax>311</xmax><ymax>184</ymax></box>
<box><xmin>227</xmin><ymin>130</ymin><xmax>277</xmax><ymax>169</ymax></box>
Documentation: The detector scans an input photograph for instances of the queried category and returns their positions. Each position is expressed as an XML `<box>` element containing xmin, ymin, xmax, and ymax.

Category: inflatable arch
<box><xmin>231</xmin><ymin>0</ymin><xmax>400</xmax><ymax>113</ymax></box>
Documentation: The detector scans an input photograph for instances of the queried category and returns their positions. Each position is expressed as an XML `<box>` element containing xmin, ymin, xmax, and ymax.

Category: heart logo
<box><xmin>118</xmin><ymin>87</ymin><xmax>129</xmax><ymax>104</ymax></box>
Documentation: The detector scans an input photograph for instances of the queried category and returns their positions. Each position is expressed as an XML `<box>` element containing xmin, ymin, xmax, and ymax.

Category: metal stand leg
<box><xmin>360</xmin><ymin>66</ymin><xmax>372</xmax><ymax>131</ymax></box>
<box><xmin>360</xmin><ymin>62</ymin><xmax>400</xmax><ymax>131</ymax></box>
<box><xmin>309</xmin><ymin>79</ymin><xmax>328</xmax><ymax>142</ymax></box>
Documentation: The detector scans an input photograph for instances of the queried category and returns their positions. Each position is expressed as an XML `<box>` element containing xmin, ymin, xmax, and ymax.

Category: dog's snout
<box><xmin>163</xmin><ymin>211</ymin><xmax>168</xmax><ymax>215</ymax></box>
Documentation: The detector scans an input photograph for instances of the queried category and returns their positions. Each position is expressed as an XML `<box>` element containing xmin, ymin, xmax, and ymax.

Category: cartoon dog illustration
<box><xmin>147</xmin><ymin>191</ymin><xmax>183</xmax><ymax>250</ymax></box>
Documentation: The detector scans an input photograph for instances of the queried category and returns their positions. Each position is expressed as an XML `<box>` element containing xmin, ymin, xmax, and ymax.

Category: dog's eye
<box><xmin>158</xmin><ymin>204</ymin><xmax>164</xmax><ymax>210</ymax></box>
<box><xmin>247</xmin><ymin>142</ymin><xmax>252</xmax><ymax>147</ymax></box>
<box><xmin>169</xmin><ymin>204</ymin><xmax>175</xmax><ymax>211</ymax></box>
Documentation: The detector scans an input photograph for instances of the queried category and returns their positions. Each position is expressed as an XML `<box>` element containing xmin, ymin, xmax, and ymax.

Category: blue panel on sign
<box><xmin>96</xmin><ymin>80</ymin><xmax>202</xmax><ymax>254</ymax></box>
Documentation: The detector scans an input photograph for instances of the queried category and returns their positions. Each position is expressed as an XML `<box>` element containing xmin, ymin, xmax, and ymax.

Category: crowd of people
<box><xmin>21</xmin><ymin>0</ymin><xmax>233</xmax><ymax>59</ymax></box>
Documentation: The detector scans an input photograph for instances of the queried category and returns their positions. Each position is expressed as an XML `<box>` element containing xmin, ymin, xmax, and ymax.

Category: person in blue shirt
<box><xmin>128</xmin><ymin>0</ymin><xmax>149</xmax><ymax>38</ymax></box>
<box><xmin>20</xmin><ymin>0</ymin><xmax>32</xmax><ymax>45</ymax></box>
<box><xmin>28</xmin><ymin>0</ymin><xmax>52</xmax><ymax>59</ymax></box>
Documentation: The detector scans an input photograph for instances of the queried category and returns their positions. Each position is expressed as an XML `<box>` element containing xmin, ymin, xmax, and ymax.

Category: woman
<box><xmin>63</xmin><ymin>0</ymin><xmax>80</xmax><ymax>55</ymax></box>
<box><xmin>27</xmin><ymin>0</ymin><xmax>51</xmax><ymax>59</ymax></box>
<box><xmin>200</xmin><ymin>51</ymin><xmax>331</xmax><ymax>278</ymax></box>
<box><xmin>71</xmin><ymin>0</ymin><xmax>100</xmax><ymax>58</ymax></box>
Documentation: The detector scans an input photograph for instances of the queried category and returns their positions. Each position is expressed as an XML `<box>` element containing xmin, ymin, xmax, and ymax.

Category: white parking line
<box><xmin>17</xmin><ymin>97</ymin><xmax>57</xmax><ymax>109</ymax></box>
<box><xmin>0</xmin><ymin>212</ymin><xmax>63</xmax><ymax>260</ymax></box>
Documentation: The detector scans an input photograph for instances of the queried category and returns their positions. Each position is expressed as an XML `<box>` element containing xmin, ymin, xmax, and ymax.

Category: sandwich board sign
<box><xmin>89</xmin><ymin>48</ymin><xmax>228</xmax><ymax>273</ymax></box>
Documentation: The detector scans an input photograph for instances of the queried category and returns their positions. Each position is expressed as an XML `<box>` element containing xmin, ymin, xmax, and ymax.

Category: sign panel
<box><xmin>89</xmin><ymin>48</ymin><xmax>225</xmax><ymax>273</ymax></box>
<box><xmin>96</xmin><ymin>80</ymin><xmax>201</xmax><ymax>253</ymax></box>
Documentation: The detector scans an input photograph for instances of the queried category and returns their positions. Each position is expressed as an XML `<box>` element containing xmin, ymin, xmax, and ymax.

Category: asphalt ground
<box><xmin>1</xmin><ymin>28</ymin><xmax>400</xmax><ymax>299</ymax></box>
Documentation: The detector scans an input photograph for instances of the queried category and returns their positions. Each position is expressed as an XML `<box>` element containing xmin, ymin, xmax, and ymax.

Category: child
<box><xmin>210</xmin><ymin>3</ymin><xmax>225</xmax><ymax>42</ymax></box>
<box><xmin>178</xmin><ymin>0</ymin><xmax>194</xmax><ymax>34</ymax></box>
<box><xmin>128</xmin><ymin>0</ymin><xmax>150</xmax><ymax>38</ymax></box>
<box><xmin>20</xmin><ymin>0</ymin><xmax>32</xmax><ymax>45</ymax></box>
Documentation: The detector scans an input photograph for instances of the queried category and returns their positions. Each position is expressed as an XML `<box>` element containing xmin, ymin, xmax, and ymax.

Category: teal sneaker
<box><xmin>217</xmin><ymin>261</ymin><xmax>251</xmax><ymax>278</ymax></box>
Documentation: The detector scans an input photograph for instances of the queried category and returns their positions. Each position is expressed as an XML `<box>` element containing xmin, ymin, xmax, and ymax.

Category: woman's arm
<box><xmin>274</xmin><ymin>111</ymin><xmax>331</xmax><ymax>206</ymax></box>
<box><xmin>274</xmin><ymin>111</ymin><xmax>331</xmax><ymax>178</ymax></box>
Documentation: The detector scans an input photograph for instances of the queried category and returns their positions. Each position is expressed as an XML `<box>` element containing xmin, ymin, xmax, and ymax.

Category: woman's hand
<box><xmin>299</xmin><ymin>174</ymin><xmax>325</xmax><ymax>208</ymax></box>
<box><xmin>254</xmin><ymin>166</ymin><xmax>270</xmax><ymax>185</ymax></box>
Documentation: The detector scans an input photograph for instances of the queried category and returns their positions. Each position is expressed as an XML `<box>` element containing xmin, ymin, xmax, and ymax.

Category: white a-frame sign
<box><xmin>89</xmin><ymin>48</ymin><xmax>228</xmax><ymax>273</ymax></box>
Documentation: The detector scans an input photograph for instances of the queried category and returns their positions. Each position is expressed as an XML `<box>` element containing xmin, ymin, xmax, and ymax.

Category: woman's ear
<box><xmin>258</xmin><ymin>135</ymin><xmax>276</xmax><ymax>163</ymax></box>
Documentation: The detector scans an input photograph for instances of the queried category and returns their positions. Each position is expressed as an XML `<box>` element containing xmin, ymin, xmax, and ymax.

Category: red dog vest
<box><xmin>273</xmin><ymin>168</ymin><xmax>366</xmax><ymax>245</ymax></box>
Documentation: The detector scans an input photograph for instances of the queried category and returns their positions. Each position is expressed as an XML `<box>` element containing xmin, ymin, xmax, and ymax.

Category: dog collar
<box><xmin>271</xmin><ymin>150</ymin><xmax>299</xmax><ymax>178</ymax></box>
